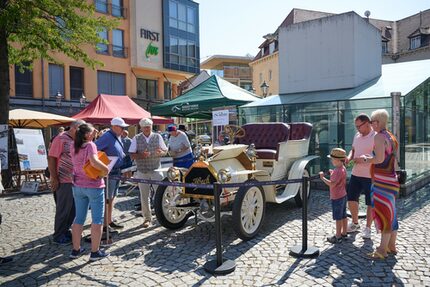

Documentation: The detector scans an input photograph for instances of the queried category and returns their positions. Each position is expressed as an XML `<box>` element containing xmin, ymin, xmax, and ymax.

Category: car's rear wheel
<box><xmin>154</xmin><ymin>180</ymin><xmax>191</xmax><ymax>229</ymax></box>
<box><xmin>232</xmin><ymin>180</ymin><xmax>265</xmax><ymax>240</ymax></box>
<box><xmin>294</xmin><ymin>169</ymin><xmax>311</xmax><ymax>207</ymax></box>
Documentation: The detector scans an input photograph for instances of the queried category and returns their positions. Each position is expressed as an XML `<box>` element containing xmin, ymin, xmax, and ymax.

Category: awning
<box><xmin>151</xmin><ymin>75</ymin><xmax>260</xmax><ymax>119</ymax></box>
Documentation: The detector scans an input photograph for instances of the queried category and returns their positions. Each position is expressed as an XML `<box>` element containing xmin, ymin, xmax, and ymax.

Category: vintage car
<box><xmin>154</xmin><ymin>122</ymin><xmax>318</xmax><ymax>240</ymax></box>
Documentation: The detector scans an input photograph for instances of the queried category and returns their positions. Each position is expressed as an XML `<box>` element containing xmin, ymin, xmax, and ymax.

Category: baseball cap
<box><xmin>110</xmin><ymin>117</ymin><xmax>129</xmax><ymax>128</ymax></box>
<box><xmin>167</xmin><ymin>124</ymin><xmax>177</xmax><ymax>132</ymax></box>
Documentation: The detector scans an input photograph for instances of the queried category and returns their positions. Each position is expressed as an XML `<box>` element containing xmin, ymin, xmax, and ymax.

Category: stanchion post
<box><xmin>289</xmin><ymin>176</ymin><xmax>319</xmax><ymax>258</ymax></box>
<box><xmin>203</xmin><ymin>182</ymin><xmax>236</xmax><ymax>275</ymax></box>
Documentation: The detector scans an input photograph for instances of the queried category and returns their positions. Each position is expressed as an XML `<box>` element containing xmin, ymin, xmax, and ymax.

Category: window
<box><xmin>111</xmin><ymin>0</ymin><xmax>124</xmax><ymax>18</ymax></box>
<box><xmin>137</xmin><ymin>79</ymin><xmax>158</xmax><ymax>100</ymax></box>
<box><xmin>70</xmin><ymin>67</ymin><xmax>84</xmax><ymax>101</ymax></box>
<box><xmin>49</xmin><ymin>64</ymin><xmax>64</xmax><ymax>98</ymax></box>
<box><xmin>169</xmin><ymin>0</ymin><xmax>196</xmax><ymax>33</ymax></box>
<box><xmin>410</xmin><ymin>36</ymin><xmax>421</xmax><ymax>49</ymax></box>
<box><xmin>269</xmin><ymin>42</ymin><xmax>275</xmax><ymax>54</ymax></box>
<box><xmin>95</xmin><ymin>0</ymin><xmax>108</xmax><ymax>13</ymax></box>
<box><xmin>97</xmin><ymin>28</ymin><xmax>109</xmax><ymax>54</ymax></box>
<box><xmin>15</xmin><ymin>64</ymin><xmax>33</xmax><ymax>98</ymax></box>
<box><xmin>164</xmin><ymin>82</ymin><xmax>172</xmax><ymax>100</ymax></box>
<box><xmin>112</xmin><ymin>29</ymin><xmax>125</xmax><ymax>57</ymax></box>
<box><xmin>382</xmin><ymin>41</ymin><xmax>388</xmax><ymax>54</ymax></box>
<box><xmin>97</xmin><ymin>71</ymin><xmax>125</xmax><ymax>95</ymax></box>
<box><xmin>170</xmin><ymin>36</ymin><xmax>179</xmax><ymax>64</ymax></box>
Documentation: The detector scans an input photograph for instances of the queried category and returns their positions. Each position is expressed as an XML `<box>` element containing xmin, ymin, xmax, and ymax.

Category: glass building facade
<box><xmin>240</xmin><ymin>78</ymin><xmax>430</xmax><ymax>183</ymax></box>
<box><xmin>162</xmin><ymin>0</ymin><xmax>200</xmax><ymax>74</ymax></box>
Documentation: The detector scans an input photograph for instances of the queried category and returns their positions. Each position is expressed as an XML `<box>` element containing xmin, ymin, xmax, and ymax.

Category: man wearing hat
<box><xmin>129</xmin><ymin>118</ymin><xmax>167</xmax><ymax>228</ymax></box>
<box><xmin>167</xmin><ymin>124</ymin><xmax>193</xmax><ymax>168</ymax></box>
<box><xmin>96</xmin><ymin>117</ymin><xmax>129</xmax><ymax>231</ymax></box>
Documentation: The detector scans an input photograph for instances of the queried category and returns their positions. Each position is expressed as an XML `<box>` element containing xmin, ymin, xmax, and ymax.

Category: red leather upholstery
<box><xmin>235</xmin><ymin>123</ymin><xmax>290</xmax><ymax>149</ymax></box>
<box><xmin>288</xmin><ymin>122</ymin><xmax>313</xmax><ymax>140</ymax></box>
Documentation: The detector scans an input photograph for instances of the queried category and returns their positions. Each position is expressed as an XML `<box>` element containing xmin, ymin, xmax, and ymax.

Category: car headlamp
<box><xmin>167</xmin><ymin>167</ymin><xmax>180</xmax><ymax>181</ymax></box>
<box><xmin>246</xmin><ymin>143</ymin><xmax>257</xmax><ymax>158</ymax></box>
<box><xmin>217</xmin><ymin>168</ymin><xmax>231</xmax><ymax>183</ymax></box>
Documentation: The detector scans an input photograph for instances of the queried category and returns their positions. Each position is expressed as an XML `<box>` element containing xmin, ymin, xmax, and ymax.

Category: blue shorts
<box><xmin>347</xmin><ymin>175</ymin><xmax>372</xmax><ymax>205</ymax></box>
<box><xmin>332</xmin><ymin>196</ymin><xmax>347</xmax><ymax>221</ymax></box>
<box><xmin>173</xmin><ymin>152</ymin><xmax>194</xmax><ymax>169</ymax></box>
<box><xmin>72</xmin><ymin>186</ymin><xmax>105</xmax><ymax>225</ymax></box>
<box><xmin>107</xmin><ymin>169</ymin><xmax>121</xmax><ymax>199</ymax></box>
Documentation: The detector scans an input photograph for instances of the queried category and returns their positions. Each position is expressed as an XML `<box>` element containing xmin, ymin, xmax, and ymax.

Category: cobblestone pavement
<box><xmin>1</xmin><ymin>183</ymin><xmax>430</xmax><ymax>286</ymax></box>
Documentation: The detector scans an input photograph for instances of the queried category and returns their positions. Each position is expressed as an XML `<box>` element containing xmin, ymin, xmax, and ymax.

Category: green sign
<box><xmin>145</xmin><ymin>42</ymin><xmax>158</xmax><ymax>58</ymax></box>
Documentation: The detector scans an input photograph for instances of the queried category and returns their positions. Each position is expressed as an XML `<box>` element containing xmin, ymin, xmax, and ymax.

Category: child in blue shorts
<box><xmin>319</xmin><ymin>148</ymin><xmax>348</xmax><ymax>244</ymax></box>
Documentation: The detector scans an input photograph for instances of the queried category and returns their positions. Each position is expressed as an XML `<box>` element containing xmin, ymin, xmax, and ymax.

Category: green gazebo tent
<box><xmin>151</xmin><ymin>75</ymin><xmax>259</xmax><ymax>119</ymax></box>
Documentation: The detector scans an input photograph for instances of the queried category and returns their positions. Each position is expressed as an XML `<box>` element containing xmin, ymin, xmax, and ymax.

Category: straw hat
<box><xmin>327</xmin><ymin>148</ymin><xmax>346</xmax><ymax>159</ymax></box>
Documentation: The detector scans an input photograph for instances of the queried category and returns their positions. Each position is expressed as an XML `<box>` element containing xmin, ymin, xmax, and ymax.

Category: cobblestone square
<box><xmin>1</xmin><ymin>185</ymin><xmax>430</xmax><ymax>286</ymax></box>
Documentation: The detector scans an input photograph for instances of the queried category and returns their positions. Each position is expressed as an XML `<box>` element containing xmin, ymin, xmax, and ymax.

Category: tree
<box><xmin>0</xmin><ymin>0</ymin><xmax>117</xmax><ymax>124</ymax></box>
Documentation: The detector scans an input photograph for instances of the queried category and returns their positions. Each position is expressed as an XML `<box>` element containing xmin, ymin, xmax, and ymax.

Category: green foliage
<box><xmin>2</xmin><ymin>0</ymin><xmax>118</xmax><ymax>69</ymax></box>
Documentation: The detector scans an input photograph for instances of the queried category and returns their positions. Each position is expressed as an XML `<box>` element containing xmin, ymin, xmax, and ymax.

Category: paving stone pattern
<box><xmin>1</xmin><ymin>184</ymin><xmax>430</xmax><ymax>286</ymax></box>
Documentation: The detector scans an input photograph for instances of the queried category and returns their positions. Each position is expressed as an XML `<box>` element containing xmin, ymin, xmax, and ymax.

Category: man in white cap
<box><xmin>96</xmin><ymin>117</ymin><xmax>129</xmax><ymax>232</ymax></box>
<box><xmin>129</xmin><ymin>118</ymin><xmax>167</xmax><ymax>228</ymax></box>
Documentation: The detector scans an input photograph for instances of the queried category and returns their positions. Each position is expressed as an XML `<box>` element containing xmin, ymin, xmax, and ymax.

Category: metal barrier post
<box><xmin>289</xmin><ymin>176</ymin><xmax>319</xmax><ymax>258</ymax></box>
<box><xmin>203</xmin><ymin>182</ymin><xmax>236</xmax><ymax>275</ymax></box>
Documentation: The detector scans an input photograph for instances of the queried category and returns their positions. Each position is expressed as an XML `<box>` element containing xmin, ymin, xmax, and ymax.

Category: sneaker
<box><xmin>103</xmin><ymin>226</ymin><xmax>117</xmax><ymax>233</ymax></box>
<box><xmin>109</xmin><ymin>221</ymin><xmax>124</xmax><ymax>229</ymax></box>
<box><xmin>347</xmin><ymin>222</ymin><xmax>360</xmax><ymax>233</ymax></box>
<box><xmin>327</xmin><ymin>235</ymin><xmax>342</xmax><ymax>244</ymax></box>
<box><xmin>142</xmin><ymin>220</ymin><xmax>151</xmax><ymax>228</ymax></box>
<box><xmin>362</xmin><ymin>227</ymin><xmax>372</xmax><ymax>239</ymax></box>
<box><xmin>54</xmin><ymin>234</ymin><xmax>72</xmax><ymax>245</ymax></box>
<box><xmin>89</xmin><ymin>249</ymin><xmax>110</xmax><ymax>261</ymax></box>
<box><xmin>69</xmin><ymin>247</ymin><xmax>86</xmax><ymax>259</ymax></box>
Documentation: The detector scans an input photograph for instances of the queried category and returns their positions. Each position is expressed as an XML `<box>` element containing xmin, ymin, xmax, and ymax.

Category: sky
<box><xmin>194</xmin><ymin>0</ymin><xmax>430</xmax><ymax>61</ymax></box>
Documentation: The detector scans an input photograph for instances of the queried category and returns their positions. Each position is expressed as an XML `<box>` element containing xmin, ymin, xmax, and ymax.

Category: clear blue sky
<box><xmin>195</xmin><ymin>0</ymin><xmax>430</xmax><ymax>61</ymax></box>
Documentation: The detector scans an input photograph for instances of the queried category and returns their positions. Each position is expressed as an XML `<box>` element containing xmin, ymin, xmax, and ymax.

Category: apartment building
<box><xmin>9</xmin><ymin>0</ymin><xmax>200</xmax><ymax>116</ymax></box>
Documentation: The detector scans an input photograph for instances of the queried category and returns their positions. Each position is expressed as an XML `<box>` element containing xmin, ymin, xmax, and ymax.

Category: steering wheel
<box><xmin>223</xmin><ymin>125</ymin><xmax>246</xmax><ymax>144</ymax></box>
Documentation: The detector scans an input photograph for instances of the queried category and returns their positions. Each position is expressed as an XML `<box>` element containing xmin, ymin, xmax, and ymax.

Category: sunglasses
<box><xmin>355</xmin><ymin>121</ymin><xmax>367</xmax><ymax>129</ymax></box>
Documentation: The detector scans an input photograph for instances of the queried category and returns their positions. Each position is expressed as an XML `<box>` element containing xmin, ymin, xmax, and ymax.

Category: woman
<box><xmin>70</xmin><ymin>123</ymin><xmax>110</xmax><ymax>261</ymax></box>
<box><xmin>355</xmin><ymin>109</ymin><xmax>399</xmax><ymax>259</ymax></box>
<box><xmin>167</xmin><ymin>125</ymin><xmax>194</xmax><ymax>168</ymax></box>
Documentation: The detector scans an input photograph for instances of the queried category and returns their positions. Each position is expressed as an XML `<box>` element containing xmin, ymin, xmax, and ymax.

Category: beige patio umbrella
<box><xmin>9</xmin><ymin>109</ymin><xmax>76</xmax><ymax>128</ymax></box>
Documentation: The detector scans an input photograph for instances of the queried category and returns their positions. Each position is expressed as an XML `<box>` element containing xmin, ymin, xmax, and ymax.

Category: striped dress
<box><xmin>371</xmin><ymin>129</ymin><xmax>400</xmax><ymax>233</ymax></box>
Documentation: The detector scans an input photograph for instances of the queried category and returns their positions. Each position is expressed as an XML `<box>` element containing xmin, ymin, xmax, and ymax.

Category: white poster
<box><xmin>0</xmin><ymin>125</ymin><xmax>8</xmax><ymax>170</ymax></box>
<box><xmin>212</xmin><ymin>109</ymin><xmax>229</xmax><ymax>126</ymax></box>
<box><xmin>14</xmin><ymin>129</ymin><xmax>48</xmax><ymax>171</ymax></box>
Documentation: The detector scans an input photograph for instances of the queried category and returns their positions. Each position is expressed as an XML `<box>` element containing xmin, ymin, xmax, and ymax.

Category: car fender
<box><xmin>274</xmin><ymin>155</ymin><xmax>319</xmax><ymax>204</ymax></box>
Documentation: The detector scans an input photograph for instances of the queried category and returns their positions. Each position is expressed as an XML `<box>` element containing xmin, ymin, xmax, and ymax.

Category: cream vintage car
<box><xmin>154</xmin><ymin>122</ymin><xmax>318</xmax><ymax>240</ymax></box>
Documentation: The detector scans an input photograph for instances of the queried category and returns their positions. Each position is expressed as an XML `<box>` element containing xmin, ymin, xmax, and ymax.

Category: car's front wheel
<box><xmin>154</xmin><ymin>179</ymin><xmax>192</xmax><ymax>229</ymax></box>
<box><xmin>232</xmin><ymin>180</ymin><xmax>265</xmax><ymax>240</ymax></box>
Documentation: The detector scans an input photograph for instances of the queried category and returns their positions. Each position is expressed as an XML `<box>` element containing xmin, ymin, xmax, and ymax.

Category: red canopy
<box><xmin>72</xmin><ymin>94</ymin><xmax>173</xmax><ymax>125</ymax></box>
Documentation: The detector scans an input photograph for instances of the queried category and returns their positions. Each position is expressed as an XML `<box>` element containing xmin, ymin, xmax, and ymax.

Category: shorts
<box><xmin>173</xmin><ymin>152</ymin><xmax>194</xmax><ymax>169</ymax></box>
<box><xmin>347</xmin><ymin>175</ymin><xmax>372</xmax><ymax>205</ymax></box>
<box><xmin>332</xmin><ymin>196</ymin><xmax>347</xmax><ymax>221</ymax></box>
<box><xmin>106</xmin><ymin>169</ymin><xmax>121</xmax><ymax>199</ymax></box>
<box><xmin>72</xmin><ymin>186</ymin><xmax>105</xmax><ymax>225</ymax></box>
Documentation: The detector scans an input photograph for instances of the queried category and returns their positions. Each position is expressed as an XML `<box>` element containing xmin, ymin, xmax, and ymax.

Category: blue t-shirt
<box><xmin>95</xmin><ymin>129</ymin><xmax>125</xmax><ymax>172</ymax></box>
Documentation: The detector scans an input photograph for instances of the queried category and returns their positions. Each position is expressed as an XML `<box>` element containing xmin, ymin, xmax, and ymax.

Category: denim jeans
<box><xmin>72</xmin><ymin>186</ymin><xmax>105</xmax><ymax>225</ymax></box>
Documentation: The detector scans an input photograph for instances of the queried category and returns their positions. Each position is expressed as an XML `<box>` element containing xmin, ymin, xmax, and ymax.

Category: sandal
<box><xmin>367</xmin><ymin>251</ymin><xmax>387</xmax><ymax>260</ymax></box>
<box><xmin>386</xmin><ymin>248</ymin><xmax>398</xmax><ymax>255</ymax></box>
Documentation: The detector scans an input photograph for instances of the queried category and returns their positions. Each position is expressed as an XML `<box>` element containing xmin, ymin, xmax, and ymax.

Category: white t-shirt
<box><xmin>168</xmin><ymin>131</ymin><xmax>192</xmax><ymax>158</ymax></box>
<box><xmin>129</xmin><ymin>132</ymin><xmax>167</xmax><ymax>153</ymax></box>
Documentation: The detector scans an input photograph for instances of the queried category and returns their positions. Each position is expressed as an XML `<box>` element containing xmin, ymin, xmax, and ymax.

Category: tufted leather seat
<box><xmin>235</xmin><ymin>123</ymin><xmax>290</xmax><ymax>160</ymax></box>
<box><xmin>288</xmin><ymin>122</ymin><xmax>313</xmax><ymax>140</ymax></box>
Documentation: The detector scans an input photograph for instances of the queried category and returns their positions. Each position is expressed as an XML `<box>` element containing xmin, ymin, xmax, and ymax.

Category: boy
<box><xmin>319</xmin><ymin>148</ymin><xmax>348</xmax><ymax>243</ymax></box>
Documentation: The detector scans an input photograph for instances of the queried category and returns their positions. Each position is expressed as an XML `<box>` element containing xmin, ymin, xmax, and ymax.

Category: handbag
<box><xmin>83</xmin><ymin>151</ymin><xmax>110</xmax><ymax>180</ymax></box>
<box><xmin>396</xmin><ymin>169</ymin><xmax>407</xmax><ymax>184</ymax></box>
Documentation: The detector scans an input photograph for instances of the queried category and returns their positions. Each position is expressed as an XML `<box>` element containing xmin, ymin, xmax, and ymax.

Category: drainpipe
<box><xmin>41</xmin><ymin>58</ymin><xmax>45</xmax><ymax>110</ymax></box>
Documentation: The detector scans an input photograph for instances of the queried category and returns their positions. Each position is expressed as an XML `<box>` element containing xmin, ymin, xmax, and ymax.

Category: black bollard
<box><xmin>289</xmin><ymin>176</ymin><xmax>319</xmax><ymax>258</ymax></box>
<box><xmin>203</xmin><ymin>182</ymin><xmax>236</xmax><ymax>275</ymax></box>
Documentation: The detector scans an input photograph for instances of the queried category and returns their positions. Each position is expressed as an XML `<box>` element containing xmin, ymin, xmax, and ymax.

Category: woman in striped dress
<box><xmin>355</xmin><ymin>109</ymin><xmax>399</xmax><ymax>259</ymax></box>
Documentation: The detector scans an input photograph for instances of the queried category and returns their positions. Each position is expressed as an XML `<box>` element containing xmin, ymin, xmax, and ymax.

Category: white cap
<box><xmin>139</xmin><ymin>118</ymin><xmax>153</xmax><ymax>127</ymax></box>
<box><xmin>110</xmin><ymin>117</ymin><xmax>129</xmax><ymax>128</ymax></box>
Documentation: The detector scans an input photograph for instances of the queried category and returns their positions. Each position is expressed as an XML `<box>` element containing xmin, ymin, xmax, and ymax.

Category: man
<box><xmin>129</xmin><ymin>118</ymin><xmax>167</xmax><ymax>228</ymax></box>
<box><xmin>48</xmin><ymin>119</ymin><xmax>85</xmax><ymax>244</ymax></box>
<box><xmin>96</xmin><ymin>117</ymin><xmax>128</xmax><ymax>231</ymax></box>
<box><xmin>121</xmin><ymin>130</ymin><xmax>132</xmax><ymax>170</ymax></box>
<box><xmin>345</xmin><ymin>114</ymin><xmax>376</xmax><ymax>239</ymax></box>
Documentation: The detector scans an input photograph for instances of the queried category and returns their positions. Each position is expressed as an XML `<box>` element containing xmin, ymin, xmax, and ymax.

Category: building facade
<box><xmin>9</xmin><ymin>0</ymin><xmax>200</xmax><ymax>116</ymax></box>
<box><xmin>200</xmin><ymin>55</ymin><xmax>253</xmax><ymax>92</ymax></box>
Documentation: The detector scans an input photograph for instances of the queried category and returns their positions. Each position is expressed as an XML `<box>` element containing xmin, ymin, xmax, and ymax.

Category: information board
<box><xmin>14</xmin><ymin>129</ymin><xmax>48</xmax><ymax>171</ymax></box>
